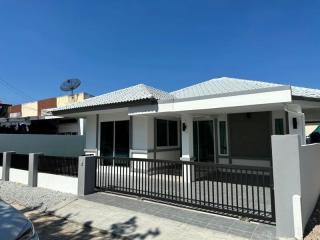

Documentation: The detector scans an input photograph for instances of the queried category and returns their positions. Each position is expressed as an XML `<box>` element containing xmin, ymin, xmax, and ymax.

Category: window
<box><xmin>275</xmin><ymin>118</ymin><xmax>285</xmax><ymax>135</ymax></box>
<box><xmin>156</xmin><ymin>119</ymin><xmax>178</xmax><ymax>147</ymax></box>
<box><xmin>218</xmin><ymin>121</ymin><xmax>228</xmax><ymax>155</ymax></box>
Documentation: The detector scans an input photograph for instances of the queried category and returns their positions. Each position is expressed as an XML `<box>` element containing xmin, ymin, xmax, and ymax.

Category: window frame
<box><xmin>156</xmin><ymin>119</ymin><xmax>179</xmax><ymax>148</ymax></box>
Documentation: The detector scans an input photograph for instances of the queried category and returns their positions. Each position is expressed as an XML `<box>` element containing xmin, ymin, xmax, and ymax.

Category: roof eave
<box><xmin>51</xmin><ymin>98</ymin><xmax>158</xmax><ymax>116</ymax></box>
<box><xmin>292</xmin><ymin>96</ymin><xmax>320</xmax><ymax>103</ymax></box>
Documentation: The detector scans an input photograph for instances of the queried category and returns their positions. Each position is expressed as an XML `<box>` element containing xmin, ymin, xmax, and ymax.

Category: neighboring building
<box><xmin>0</xmin><ymin>103</ymin><xmax>11</xmax><ymax>118</ymax></box>
<box><xmin>50</xmin><ymin>77</ymin><xmax>320</xmax><ymax>167</ymax></box>
<box><xmin>0</xmin><ymin>92</ymin><xmax>93</xmax><ymax>135</ymax></box>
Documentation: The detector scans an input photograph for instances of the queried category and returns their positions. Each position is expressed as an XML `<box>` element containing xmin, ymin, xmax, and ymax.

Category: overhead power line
<box><xmin>0</xmin><ymin>76</ymin><xmax>35</xmax><ymax>103</ymax></box>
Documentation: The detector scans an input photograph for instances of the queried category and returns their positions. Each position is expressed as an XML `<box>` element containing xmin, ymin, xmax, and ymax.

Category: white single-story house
<box><xmin>50</xmin><ymin>77</ymin><xmax>320</xmax><ymax>167</ymax></box>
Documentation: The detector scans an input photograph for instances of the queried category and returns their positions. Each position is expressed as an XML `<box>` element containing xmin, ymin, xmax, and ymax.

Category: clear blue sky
<box><xmin>0</xmin><ymin>1</ymin><xmax>319</xmax><ymax>104</ymax></box>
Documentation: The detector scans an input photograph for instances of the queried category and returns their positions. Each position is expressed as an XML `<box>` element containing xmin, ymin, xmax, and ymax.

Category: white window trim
<box><xmin>217</xmin><ymin>115</ymin><xmax>229</xmax><ymax>156</ymax></box>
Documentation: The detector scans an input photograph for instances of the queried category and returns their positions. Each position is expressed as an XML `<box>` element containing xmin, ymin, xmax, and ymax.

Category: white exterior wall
<box><xmin>9</xmin><ymin>168</ymin><xmax>28</xmax><ymax>185</ymax></box>
<box><xmin>287</xmin><ymin>104</ymin><xmax>306</xmax><ymax>144</ymax></box>
<box><xmin>131</xmin><ymin>116</ymin><xmax>154</xmax><ymax>159</ymax></box>
<box><xmin>131</xmin><ymin>116</ymin><xmax>181</xmax><ymax>161</ymax></box>
<box><xmin>299</xmin><ymin>143</ymin><xmax>320</xmax><ymax>229</ymax></box>
<box><xmin>0</xmin><ymin>134</ymin><xmax>85</xmax><ymax>157</ymax></box>
<box><xmin>38</xmin><ymin>173</ymin><xmax>78</xmax><ymax>195</ymax></box>
<box><xmin>132</xmin><ymin>116</ymin><xmax>154</xmax><ymax>150</ymax></box>
<box><xmin>85</xmin><ymin>115</ymin><xmax>98</xmax><ymax>151</ymax></box>
<box><xmin>0</xmin><ymin>166</ymin><xmax>2</xmax><ymax>179</ymax></box>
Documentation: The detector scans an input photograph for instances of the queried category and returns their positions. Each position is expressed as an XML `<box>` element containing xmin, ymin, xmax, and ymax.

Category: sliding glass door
<box><xmin>100</xmin><ymin>120</ymin><xmax>129</xmax><ymax>158</ymax></box>
<box><xmin>193</xmin><ymin>120</ymin><xmax>215</xmax><ymax>162</ymax></box>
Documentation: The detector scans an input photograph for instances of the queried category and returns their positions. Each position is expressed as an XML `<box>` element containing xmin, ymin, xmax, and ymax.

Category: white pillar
<box><xmin>180</xmin><ymin>114</ymin><xmax>195</xmax><ymax>183</ymax></box>
<box><xmin>180</xmin><ymin>114</ymin><xmax>194</xmax><ymax>161</ymax></box>
<box><xmin>286</xmin><ymin>104</ymin><xmax>306</xmax><ymax>144</ymax></box>
<box><xmin>79</xmin><ymin>118</ymin><xmax>85</xmax><ymax>136</ymax></box>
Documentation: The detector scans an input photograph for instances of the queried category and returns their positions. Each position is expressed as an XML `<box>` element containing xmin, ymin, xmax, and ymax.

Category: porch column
<box><xmin>180</xmin><ymin>114</ymin><xmax>195</xmax><ymax>183</ymax></box>
<box><xmin>286</xmin><ymin>104</ymin><xmax>306</xmax><ymax>144</ymax></box>
<box><xmin>180</xmin><ymin>114</ymin><xmax>194</xmax><ymax>161</ymax></box>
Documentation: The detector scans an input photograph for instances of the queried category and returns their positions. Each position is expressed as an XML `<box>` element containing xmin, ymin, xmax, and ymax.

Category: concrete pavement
<box><xmin>48</xmin><ymin>192</ymin><xmax>276</xmax><ymax>240</ymax></box>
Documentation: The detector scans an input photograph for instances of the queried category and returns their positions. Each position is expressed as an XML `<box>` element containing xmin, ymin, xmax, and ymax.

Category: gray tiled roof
<box><xmin>52</xmin><ymin>84</ymin><xmax>173</xmax><ymax>112</ymax></box>
<box><xmin>51</xmin><ymin>77</ymin><xmax>320</xmax><ymax>113</ymax></box>
<box><xmin>291</xmin><ymin>86</ymin><xmax>320</xmax><ymax>99</ymax></box>
<box><xmin>170</xmin><ymin>77</ymin><xmax>283</xmax><ymax>99</ymax></box>
<box><xmin>171</xmin><ymin>77</ymin><xmax>320</xmax><ymax>100</ymax></box>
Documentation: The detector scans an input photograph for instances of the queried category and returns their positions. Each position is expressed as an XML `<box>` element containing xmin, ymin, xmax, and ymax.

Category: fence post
<box><xmin>78</xmin><ymin>156</ymin><xmax>96</xmax><ymax>196</ymax></box>
<box><xmin>28</xmin><ymin>153</ymin><xmax>43</xmax><ymax>187</ymax></box>
<box><xmin>272</xmin><ymin>134</ymin><xmax>302</xmax><ymax>239</ymax></box>
<box><xmin>2</xmin><ymin>151</ymin><xmax>15</xmax><ymax>181</ymax></box>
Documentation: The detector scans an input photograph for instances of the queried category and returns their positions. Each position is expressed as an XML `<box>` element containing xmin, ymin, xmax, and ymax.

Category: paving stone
<box><xmin>230</xmin><ymin>220</ymin><xmax>258</xmax><ymax>232</ymax></box>
<box><xmin>228</xmin><ymin>228</ymin><xmax>253</xmax><ymax>239</ymax></box>
<box><xmin>83</xmin><ymin>192</ymin><xmax>276</xmax><ymax>239</ymax></box>
<box><xmin>253</xmin><ymin>223</ymin><xmax>276</xmax><ymax>237</ymax></box>
<box><xmin>251</xmin><ymin>233</ymin><xmax>277</xmax><ymax>240</ymax></box>
<box><xmin>206</xmin><ymin>222</ymin><xmax>230</xmax><ymax>232</ymax></box>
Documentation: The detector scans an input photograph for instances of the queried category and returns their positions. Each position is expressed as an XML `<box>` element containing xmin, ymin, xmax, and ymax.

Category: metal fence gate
<box><xmin>95</xmin><ymin>157</ymin><xmax>275</xmax><ymax>223</ymax></box>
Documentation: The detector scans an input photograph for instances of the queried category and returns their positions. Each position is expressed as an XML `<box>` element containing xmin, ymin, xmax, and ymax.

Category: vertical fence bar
<box><xmin>93</xmin><ymin>157</ymin><xmax>274</xmax><ymax>222</ymax></box>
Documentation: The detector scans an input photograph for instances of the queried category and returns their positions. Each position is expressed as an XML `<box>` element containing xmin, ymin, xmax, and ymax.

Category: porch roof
<box><xmin>49</xmin><ymin>84</ymin><xmax>173</xmax><ymax>114</ymax></box>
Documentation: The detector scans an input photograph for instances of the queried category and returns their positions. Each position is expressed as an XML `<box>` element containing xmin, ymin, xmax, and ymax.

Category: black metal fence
<box><xmin>95</xmin><ymin>157</ymin><xmax>275</xmax><ymax>223</ymax></box>
<box><xmin>38</xmin><ymin>155</ymin><xmax>78</xmax><ymax>177</ymax></box>
<box><xmin>11</xmin><ymin>154</ymin><xmax>29</xmax><ymax>170</ymax></box>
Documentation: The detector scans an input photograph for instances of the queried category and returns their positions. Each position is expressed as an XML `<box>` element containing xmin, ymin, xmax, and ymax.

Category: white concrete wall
<box><xmin>9</xmin><ymin>168</ymin><xmax>28</xmax><ymax>185</ymax></box>
<box><xmin>132</xmin><ymin>116</ymin><xmax>154</xmax><ymax>150</ymax></box>
<box><xmin>299</xmin><ymin>143</ymin><xmax>320</xmax><ymax>229</ymax></box>
<box><xmin>0</xmin><ymin>134</ymin><xmax>85</xmax><ymax>157</ymax></box>
<box><xmin>0</xmin><ymin>166</ymin><xmax>2</xmax><ymax>179</ymax></box>
<box><xmin>272</xmin><ymin>135</ymin><xmax>301</xmax><ymax>239</ymax></box>
<box><xmin>272</xmin><ymin>134</ymin><xmax>320</xmax><ymax>239</ymax></box>
<box><xmin>38</xmin><ymin>172</ymin><xmax>78</xmax><ymax>195</ymax></box>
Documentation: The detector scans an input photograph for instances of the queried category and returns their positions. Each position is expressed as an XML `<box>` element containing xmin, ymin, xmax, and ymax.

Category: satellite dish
<box><xmin>60</xmin><ymin>79</ymin><xmax>81</xmax><ymax>95</ymax></box>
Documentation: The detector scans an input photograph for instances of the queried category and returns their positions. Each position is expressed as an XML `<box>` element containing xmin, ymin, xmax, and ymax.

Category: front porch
<box><xmin>82</xmin><ymin>102</ymin><xmax>308</xmax><ymax>169</ymax></box>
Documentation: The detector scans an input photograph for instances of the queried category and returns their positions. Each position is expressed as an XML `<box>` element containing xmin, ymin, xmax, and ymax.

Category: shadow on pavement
<box><xmin>304</xmin><ymin>195</ymin><xmax>320</xmax><ymax>238</ymax></box>
<box><xmin>19</xmin><ymin>205</ymin><xmax>160</xmax><ymax>240</ymax></box>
